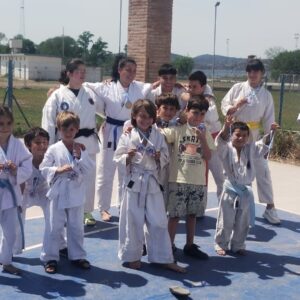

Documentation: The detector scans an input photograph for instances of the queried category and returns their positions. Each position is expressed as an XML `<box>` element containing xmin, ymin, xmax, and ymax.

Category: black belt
<box><xmin>75</xmin><ymin>128</ymin><xmax>95</xmax><ymax>138</ymax></box>
<box><xmin>106</xmin><ymin>116</ymin><xmax>125</xmax><ymax>126</ymax></box>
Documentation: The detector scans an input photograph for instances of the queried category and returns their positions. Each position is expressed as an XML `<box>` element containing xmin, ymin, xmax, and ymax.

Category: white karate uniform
<box><xmin>14</xmin><ymin>166</ymin><xmax>66</xmax><ymax>257</ymax></box>
<box><xmin>203</xmin><ymin>85</ymin><xmax>225</xmax><ymax>201</ymax></box>
<box><xmin>87</xmin><ymin>80</ymin><xmax>152</xmax><ymax>211</ymax></box>
<box><xmin>42</xmin><ymin>85</ymin><xmax>100</xmax><ymax>213</ymax></box>
<box><xmin>221</xmin><ymin>81</ymin><xmax>275</xmax><ymax>204</ymax></box>
<box><xmin>39</xmin><ymin>141</ymin><xmax>94</xmax><ymax>262</ymax></box>
<box><xmin>0</xmin><ymin>135</ymin><xmax>32</xmax><ymax>265</ymax></box>
<box><xmin>114</xmin><ymin>127</ymin><xmax>174</xmax><ymax>263</ymax></box>
<box><xmin>214</xmin><ymin>134</ymin><xmax>269</xmax><ymax>252</ymax></box>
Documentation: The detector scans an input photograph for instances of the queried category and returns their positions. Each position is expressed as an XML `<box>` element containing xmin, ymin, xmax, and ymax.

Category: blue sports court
<box><xmin>1</xmin><ymin>192</ymin><xmax>299</xmax><ymax>300</ymax></box>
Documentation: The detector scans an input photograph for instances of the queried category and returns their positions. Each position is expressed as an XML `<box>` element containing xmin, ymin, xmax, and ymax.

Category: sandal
<box><xmin>3</xmin><ymin>264</ymin><xmax>22</xmax><ymax>275</ymax></box>
<box><xmin>71</xmin><ymin>259</ymin><xmax>91</xmax><ymax>269</ymax></box>
<box><xmin>44</xmin><ymin>260</ymin><xmax>57</xmax><ymax>274</ymax></box>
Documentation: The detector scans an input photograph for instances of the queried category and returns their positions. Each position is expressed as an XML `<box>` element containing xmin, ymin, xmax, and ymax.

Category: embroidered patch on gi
<box><xmin>60</xmin><ymin>102</ymin><xmax>69</xmax><ymax>111</ymax></box>
<box><xmin>88</xmin><ymin>98</ymin><xmax>94</xmax><ymax>105</ymax></box>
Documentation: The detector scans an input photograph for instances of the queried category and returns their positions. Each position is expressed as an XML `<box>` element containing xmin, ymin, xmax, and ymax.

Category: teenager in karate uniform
<box><xmin>40</xmin><ymin>111</ymin><xmax>94</xmax><ymax>274</ymax></box>
<box><xmin>114</xmin><ymin>99</ymin><xmax>185</xmax><ymax>273</ymax></box>
<box><xmin>86</xmin><ymin>56</ymin><xmax>151</xmax><ymax>222</ymax></box>
<box><xmin>221</xmin><ymin>58</ymin><xmax>280</xmax><ymax>225</ymax></box>
<box><xmin>42</xmin><ymin>59</ymin><xmax>100</xmax><ymax>226</ymax></box>
<box><xmin>0</xmin><ymin>106</ymin><xmax>32</xmax><ymax>275</ymax></box>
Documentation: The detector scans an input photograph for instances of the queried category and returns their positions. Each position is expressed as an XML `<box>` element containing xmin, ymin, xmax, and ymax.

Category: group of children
<box><xmin>0</xmin><ymin>58</ymin><xmax>278</xmax><ymax>276</ymax></box>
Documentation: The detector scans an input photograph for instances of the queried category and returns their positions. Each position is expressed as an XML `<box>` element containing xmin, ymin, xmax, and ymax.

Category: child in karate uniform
<box><xmin>114</xmin><ymin>99</ymin><xmax>185</xmax><ymax>272</ymax></box>
<box><xmin>0</xmin><ymin>106</ymin><xmax>32</xmax><ymax>275</ymax></box>
<box><xmin>40</xmin><ymin>111</ymin><xmax>94</xmax><ymax>274</ymax></box>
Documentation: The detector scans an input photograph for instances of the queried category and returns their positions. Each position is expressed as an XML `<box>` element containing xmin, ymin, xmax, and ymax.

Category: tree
<box><xmin>271</xmin><ymin>50</ymin><xmax>300</xmax><ymax>79</ymax></box>
<box><xmin>173</xmin><ymin>56</ymin><xmax>194</xmax><ymax>78</ymax></box>
<box><xmin>13</xmin><ymin>34</ymin><xmax>37</xmax><ymax>54</ymax></box>
<box><xmin>0</xmin><ymin>32</ymin><xmax>7</xmax><ymax>44</ymax></box>
<box><xmin>88</xmin><ymin>37</ymin><xmax>110</xmax><ymax>66</ymax></box>
<box><xmin>38</xmin><ymin>36</ymin><xmax>79</xmax><ymax>63</ymax></box>
<box><xmin>77</xmin><ymin>31</ymin><xmax>94</xmax><ymax>61</ymax></box>
<box><xmin>0</xmin><ymin>32</ymin><xmax>9</xmax><ymax>53</ymax></box>
<box><xmin>265</xmin><ymin>46</ymin><xmax>285</xmax><ymax>59</ymax></box>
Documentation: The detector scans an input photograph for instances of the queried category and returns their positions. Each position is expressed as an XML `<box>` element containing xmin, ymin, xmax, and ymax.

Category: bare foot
<box><xmin>236</xmin><ymin>249</ymin><xmax>246</xmax><ymax>256</ymax></box>
<box><xmin>165</xmin><ymin>263</ymin><xmax>186</xmax><ymax>273</ymax></box>
<box><xmin>128</xmin><ymin>260</ymin><xmax>141</xmax><ymax>269</ymax></box>
<box><xmin>216</xmin><ymin>249</ymin><xmax>226</xmax><ymax>256</ymax></box>
<box><xmin>3</xmin><ymin>264</ymin><xmax>22</xmax><ymax>275</ymax></box>
<box><xmin>101</xmin><ymin>210</ymin><xmax>111</xmax><ymax>222</ymax></box>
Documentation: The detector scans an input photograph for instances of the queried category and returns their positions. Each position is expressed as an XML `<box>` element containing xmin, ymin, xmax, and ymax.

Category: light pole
<box><xmin>294</xmin><ymin>33</ymin><xmax>299</xmax><ymax>49</ymax></box>
<box><xmin>118</xmin><ymin>0</ymin><xmax>123</xmax><ymax>53</ymax></box>
<box><xmin>212</xmin><ymin>1</ymin><xmax>220</xmax><ymax>90</ymax></box>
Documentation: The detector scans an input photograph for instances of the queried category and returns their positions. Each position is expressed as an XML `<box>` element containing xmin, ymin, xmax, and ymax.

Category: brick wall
<box><xmin>128</xmin><ymin>0</ymin><xmax>173</xmax><ymax>82</ymax></box>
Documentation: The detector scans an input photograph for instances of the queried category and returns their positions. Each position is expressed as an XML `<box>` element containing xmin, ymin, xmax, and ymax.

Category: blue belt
<box><xmin>0</xmin><ymin>179</ymin><xmax>25</xmax><ymax>249</ymax></box>
<box><xmin>106</xmin><ymin>116</ymin><xmax>126</xmax><ymax>150</ymax></box>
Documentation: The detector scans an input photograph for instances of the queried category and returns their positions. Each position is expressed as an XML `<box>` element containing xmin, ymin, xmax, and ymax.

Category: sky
<box><xmin>0</xmin><ymin>0</ymin><xmax>300</xmax><ymax>59</ymax></box>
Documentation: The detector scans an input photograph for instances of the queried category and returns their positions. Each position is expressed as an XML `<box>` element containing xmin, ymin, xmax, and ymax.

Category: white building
<box><xmin>0</xmin><ymin>54</ymin><xmax>102</xmax><ymax>82</ymax></box>
<box><xmin>0</xmin><ymin>54</ymin><xmax>62</xmax><ymax>81</ymax></box>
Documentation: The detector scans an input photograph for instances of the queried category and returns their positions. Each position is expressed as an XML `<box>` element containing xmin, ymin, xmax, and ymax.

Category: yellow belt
<box><xmin>246</xmin><ymin>121</ymin><xmax>260</xmax><ymax>130</ymax></box>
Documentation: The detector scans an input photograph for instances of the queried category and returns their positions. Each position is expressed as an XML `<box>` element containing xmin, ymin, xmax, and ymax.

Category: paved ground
<box><xmin>1</xmin><ymin>160</ymin><xmax>299</xmax><ymax>300</ymax></box>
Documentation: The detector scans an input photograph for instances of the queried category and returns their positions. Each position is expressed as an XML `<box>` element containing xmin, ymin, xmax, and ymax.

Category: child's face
<box><xmin>188</xmin><ymin>80</ymin><xmax>205</xmax><ymax>96</ymax></box>
<box><xmin>157</xmin><ymin>104</ymin><xmax>177</xmax><ymax>122</ymax></box>
<box><xmin>0</xmin><ymin>115</ymin><xmax>13</xmax><ymax>140</ymax></box>
<box><xmin>231</xmin><ymin>129</ymin><xmax>249</xmax><ymax>149</ymax></box>
<box><xmin>119</xmin><ymin>62</ymin><xmax>136</xmax><ymax>86</ymax></box>
<box><xmin>29</xmin><ymin>136</ymin><xmax>49</xmax><ymax>159</ymax></box>
<box><xmin>160</xmin><ymin>74</ymin><xmax>176</xmax><ymax>92</ymax></box>
<box><xmin>186</xmin><ymin>109</ymin><xmax>206</xmax><ymax>127</ymax></box>
<box><xmin>69</xmin><ymin>64</ymin><xmax>86</xmax><ymax>85</ymax></box>
<box><xmin>59</xmin><ymin>124</ymin><xmax>79</xmax><ymax>143</ymax></box>
<box><xmin>247</xmin><ymin>69</ymin><xmax>263</xmax><ymax>88</ymax></box>
<box><xmin>133</xmin><ymin>107</ymin><xmax>154</xmax><ymax>132</ymax></box>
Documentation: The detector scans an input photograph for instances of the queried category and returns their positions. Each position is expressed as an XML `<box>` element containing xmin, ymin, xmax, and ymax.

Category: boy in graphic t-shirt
<box><xmin>162</xmin><ymin>95</ymin><xmax>215</xmax><ymax>259</ymax></box>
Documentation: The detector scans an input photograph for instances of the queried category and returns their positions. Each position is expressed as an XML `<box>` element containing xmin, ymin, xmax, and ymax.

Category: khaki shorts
<box><xmin>167</xmin><ymin>182</ymin><xmax>206</xmax><ymax>218</ymax></box>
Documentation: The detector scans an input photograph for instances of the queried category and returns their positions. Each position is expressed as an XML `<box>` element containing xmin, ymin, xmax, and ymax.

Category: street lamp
<box><xmin>118</xmin><ymin>0</ymin><xmax>123</xmax><ymax>53</ymax></box>
<box><xmin>212</xmin><ymin>1</ymin><xmax>220</xmax><ymax>90</ymax></box>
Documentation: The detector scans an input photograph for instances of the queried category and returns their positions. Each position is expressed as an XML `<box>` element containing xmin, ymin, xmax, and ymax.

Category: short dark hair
<box><xmin>158</xmin><ymin>64</ymin><xmax>177</xmax><ymax>76</ymax></box>
<box><xmin>188</xmin><ymin>70</ymin><xmax>207</xmax><ymax>86</ymax></box>
<box><xmin>155</xmin><ymin>93</ymin><xmax>180</xmax><ymax>110</ymax></box>
<box><xmin>0</xmin><ymin>106</ymin><xmax>13</xmax><ymax>122</ymax></box>
<box><xmin>186</xmin><ymin>95</ymin><xmax>209</xmax><ymax>112</ymax></box>
<box><xmin>24</xmin><ymin>127</ymin><xmax>49</xmax><ymax>148</ymax></box>
<box><xmin>231</xmin><ymin>121</ymin><xmax>250</xmax><ymax>135</ymax></box>
<box><xmin>245</xmin><ymin>58</ymin><xmax>265</xmax><ymax>73</ymax></box>
<box><xmin>131</xmin><ymin>99</ymin><xmax>157</xmax><ymax>127</ymax></box>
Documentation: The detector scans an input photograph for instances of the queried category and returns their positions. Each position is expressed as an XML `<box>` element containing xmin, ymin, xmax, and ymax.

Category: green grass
<box><xmin>0</xmin><ymin>85</ymin><xmax>299</xmax><ymax>137</ymax></box>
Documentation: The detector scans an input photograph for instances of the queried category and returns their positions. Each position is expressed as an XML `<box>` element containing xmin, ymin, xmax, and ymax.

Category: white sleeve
<box><xmin>39</xmin><ymin>148</ymin><xmax>58</xmax><ymax>185</ymax></box>
<box><xmin>41</xmin><ymin>93</ymin><xmax>58</xmax><ymax>145</ymax></box>
<box><xmin>262</xmin><ymin>91</ymin><xmax>275</xmax><ymax>134</ymax></box>
<box><xmin>215</xmin><ymin>132</ymin><xmax>229</xmax><ymax>159</ymax></box>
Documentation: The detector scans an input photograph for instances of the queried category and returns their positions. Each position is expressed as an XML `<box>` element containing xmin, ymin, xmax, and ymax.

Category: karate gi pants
<box><xmin>0</xmin><ymin>207</ymin><xmax>17</xmax><ymax>265</ymax></box>
<box><xmin>84</xmin><ymin>153</ymin><xmax>97</xmax><ymax>213</ymax></box>
<box><xmin>96</xmin><ymin>148</ymin><xmax>125</xmax><ymax>212</ymax></box>
<box><xmin>40</xmin><ymin>199</ymin><xmax>86</xmax><ymax>262</ymax></box>
<box><xmin>215</xmin><ymin>192</ymin><xmax>251</xmax><ymax>252</ymax></box>
<box><xmin>119</xmin><ymin>189</ymin><xmax>173</xmax><ymax>264</ymax></box>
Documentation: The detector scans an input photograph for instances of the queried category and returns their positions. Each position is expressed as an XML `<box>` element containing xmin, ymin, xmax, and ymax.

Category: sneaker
<box><xmin>183</xmin><ymin>244</ymin><xmax>209</xmax><ymax>260</ymax></box>
<box><xmin>263</xmin><ymin>208</ymin><xmax>281</xmax><ymax>225</ymax></box>
<box><xmin>84</xmin><ymin>213</ymin><xmax>96</xmax><ymax>226</ymax></box>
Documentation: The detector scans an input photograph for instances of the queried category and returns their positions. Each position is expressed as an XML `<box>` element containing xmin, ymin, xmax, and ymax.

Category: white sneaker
<box><xmin>263</xmin><ymin>208</ymin><xmax>281</xmax><ymax>224</ymax></box>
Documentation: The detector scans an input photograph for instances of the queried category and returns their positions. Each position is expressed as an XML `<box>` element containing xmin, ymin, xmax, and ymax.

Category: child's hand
<box><xmin>56</xmin><ymin>164</ymin><xmax>73</xmax><ymax>174</ymax></box>
<box><xmin>154</xmin><ymin>151</ymin><xmax>161</xmax><ymax>162</ymax></box>
<box><xmin>194</xmin><ymin>127</ymin><xmax>206</xmax><ymax>141</ymax></box>
<box><xmin>224</xmin><ymin>115</ymin><xmax>235</xmax><ymax>128</ymax></box>
<box><xmin>73</xmin><ymin>143</ymin><xmax>82</xmax><ymax>159</ymax></box>
<box><xmin>126</xmin><ymin>149</ymin><xmax>136</xmax><ymax>165</ymax></box>
<box><xmin>227</xmin><ymin>98</ymin><xmax>247</xmax><ymax>115</ymax></box>
<box><xmin>270</xmin><ymin>122</ymin><xmax>280</xmax><ymax>131</ymax></box>
<box><xmin>6</xmin><ymin>160</ymin><xmax>17</xmax><ymax>176</ymax></box>
<box><xmin>123</xmin><ymin>125</ymin><xmax>133</xmax><ymax>134</ymax></box>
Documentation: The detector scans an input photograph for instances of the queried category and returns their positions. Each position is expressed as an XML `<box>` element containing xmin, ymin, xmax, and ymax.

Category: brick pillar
<box><xmin>128</xmin><ymin>0</ymin><xmax>173</xmax><ymax>82</ymax></box>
